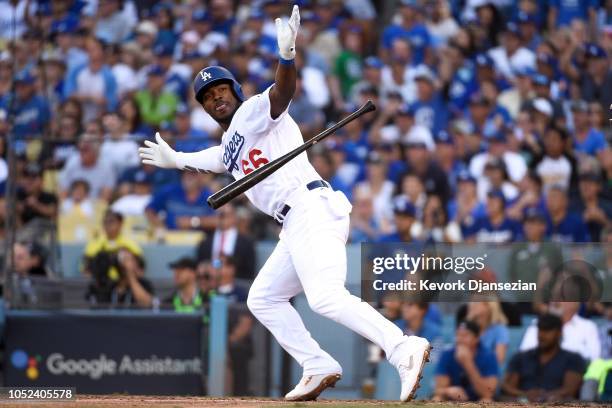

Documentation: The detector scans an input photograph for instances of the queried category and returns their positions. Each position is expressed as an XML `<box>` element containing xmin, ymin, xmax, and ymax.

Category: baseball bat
<box><xmin>207</xmin><ymin>100</ymin><xmax>376</xmax><ymax>209</ymax></box>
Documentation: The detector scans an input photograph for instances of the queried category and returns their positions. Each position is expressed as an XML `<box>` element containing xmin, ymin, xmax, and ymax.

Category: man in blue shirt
<box><xmin>545</xmin><ymin>185</ymin><xmax>590</xmax><ymax>242</ymax></box>
<box><xmin>433</xmin><ymin>320</ymin><xmax>498</xmax><ymax>401</ymax></box>
<box><xmin>145</xmin><ymin>171</ymin><xmax>216</xmax><ymax>231</ymax></box>
<box><xmin>570</xmin><ymin>99</ymin><xmax>608</xmax><ymax>157</ymax></box>
<box><xmin>501</xmin><ymin>313</ymin><xmax>585</xmax><ymax>402</ymax></box>
<box><xmin>1</xmin><ymin>70</ymin><xmax>50</xmax><ymax>141</ymax></box>
<box><xmin>154</xmin><ymin>45</ymin><xmax>189</xmax><ymax>102</ymax></box>
<box><xmin>411</xmin><ymin>69</ymin><xmax>448</xmax><ymax>136</ymax></box>
<box><xmin>381</xmin><ymin>0</ymin><xmax>431</xmax><ymax>65</ymax></box>
<box><xmin>463</xmin><ymin>190</ymin><xmax>522</xmax><ymax>243</ymax></box>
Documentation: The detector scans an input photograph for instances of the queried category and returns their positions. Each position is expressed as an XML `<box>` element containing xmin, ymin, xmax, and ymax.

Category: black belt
<box><xmin>275</xmin><ymin>180</ymin><xmax>330</xmax><ymax>224</ymax></box>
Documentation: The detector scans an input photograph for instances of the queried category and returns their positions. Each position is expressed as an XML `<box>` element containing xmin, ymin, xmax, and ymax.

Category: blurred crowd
<box><xmin>0</xmin><ymin>0</ymin><xmax>612</xmax><ymax>401</ymax></box>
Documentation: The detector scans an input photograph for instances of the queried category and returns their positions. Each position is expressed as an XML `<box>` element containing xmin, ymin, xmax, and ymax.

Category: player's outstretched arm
<box><xmin>139</xmin><ymin>132</ymin><xmax>225</xmax><ymax>173</ymax></box>
<box><xmin>269</xmin><ymin>5</ymin><xmax>299</xmax><ymax>119</ymax></box>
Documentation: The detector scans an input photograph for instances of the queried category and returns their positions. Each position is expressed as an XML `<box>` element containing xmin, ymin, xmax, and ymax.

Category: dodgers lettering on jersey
<box><xmin>217</xmin><ymin>86</ymin><xmax>321</xmax><ymax>216</ymax></box>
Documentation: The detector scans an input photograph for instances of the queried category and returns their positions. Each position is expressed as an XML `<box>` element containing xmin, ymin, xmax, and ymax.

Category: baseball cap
<box><xmin>136</xmin><ymin>21</ymin><xmax>158</xmax><ymax>36</ymax></box>
<box><xmin>537</xmin><ymin>313</ymin><xmax>562</xmax><ymax>331</ymax></box>
<box><xmin>475</xmin><ymin>53</ymin><xmax>494</xmax><ymax>68</ymax></box>
<box><xmin>366</xmin><ymin>151</ymin><xmax>384</xmax><ymax>165</ymax></box>
<box><xmin>176</xmin><ymin>103</ymin><xmax>190</xmax><ymax>115</ymax></box>
<box><xmin>457</xmin><ymin>170</ymin><xmax>476</xmax><ymax>184</ymax></box>
<box><xmin>532</xmin><ymin>72</ymin><xmax>550</xmax><ymax>86</ymax></box>
<box><xmin>505</xmin><ymin>22</ymin><xmax>522</xmax><ymax>38</ymax></box>
<box><xmin>457</xmin><ymin>320</ymin><xmax>480</xmax><ymax>336</ymax></box>
<box><xmin>397</xmin><ymin>103</ymin><xmax>415</xmax><ymax>116</ymax></box>
<box><xmin>435</xmin><ymin>130</ymin><xmax>453</xmax><ymax>145</ymax></box>
<box><xmin>169</xmin><ymin>257</ymin><xmax>197</xmax><ymax>270</ymax></box>
<box><xmin>533</xmin><ymin>97</ymin><xmax>553</xmax><ymax>117</ymax></box>
<box><xmin>404</xmin><ymin>125</ymin><xmax>435</xmax><ymax>151</ymax></box>
<box><xmin>537</xmin><ymin>53</ymin><xmax>557</xmax><ymax>67</ymax></box>
<box><xmin>148</xmin><ymin>64</ymin><xmax>166</xmax><ymax>76</ymax></box>
<box><xmin>192</xmin><ymin>10</ymin><xmax>211</xmax><ymax>23</ymax></box>
<box><xmin>524</xmin><ymin>206</ymin><xmax>546</xmax><ymax>222</ymax></box>
<box><xmin>14</xmin><ymin>70</ymin><xmax>35</xmax><ymax>83</ymax></box>
<box><xmin>51</xmin><ymin>16</ymin><xmax>79</xmax><ymax>35</ymax></box>
<box><xmin>128</xmin><ymin>168</ymin><xmax>154</xmax><ymax>185</ymax></box>
<box><xmin>585</xmin><ymin>43</ymin><xmax>607</xmax><ymax>59</ymax></box>
<box><xmin>364</xmin><ymin>56</ymin><xmax>384</xmax><ymax>69</ymax></box>
<box><xmin>154</xmin><ymin>44</ymin><xmax>174</xmax><ymax>57</ymax></box>
<box><xmin>487</xmin><ymin>130</ymin><xmax>507</xmax><ymax>144</ymax></box>
<box><xmin>579</xmin><ymin>171</ymin><xmax>602</xmax><ymax>183</ymax></box>
<box><xmin>469</xmin><ymin>92</ymin><xmax>490</xmax><ymax>106</ymax></box>
<box><xmin>514</xmin><ymin>66</ymin><xmax>536</xmax><ymax>77</ymax></box>
<box><xmin>414</xmin><ymin>66</ymin><xmax>437</xmax><ymax>84</ymax></box>
<box><xmin>393</xmin><ymin>198</ymin><xmax>416</xmax><ymax>217</ymax></box>
<box><xmin>487</xmin><ymin>189</ymin><xmax>506</xmax><ymax>204</ymax></box>
<box><xmin>516</xmin><ymin>11</ymin><xmax>536</xmax><ymax>24</ymax></box>
<box><xmin>570</xmin><ymin>99</ymin><xmax>589</xmax><ymax>113</ymax></box>
<box><xmin>485</xmin><ymin>156</ymin><xmax>506</xmax><ymax>170</ymax></box>
<box><xmin>23</xmin><ymin>163</ymin><xmax>43</xmax><ymax>177</ymax></box>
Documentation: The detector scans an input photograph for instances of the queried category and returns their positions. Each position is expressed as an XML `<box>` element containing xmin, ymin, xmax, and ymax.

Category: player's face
<box><xmin>201</xmin><ymin>82</ymin><xmax>239</xmax><ymax>125</ymax></box>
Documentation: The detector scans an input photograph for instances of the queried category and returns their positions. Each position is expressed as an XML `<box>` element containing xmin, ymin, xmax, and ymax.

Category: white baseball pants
<box><xmin>247</xmin><ymin>187</ymin><xmax>406</xmax><ymax>375</ymax></box>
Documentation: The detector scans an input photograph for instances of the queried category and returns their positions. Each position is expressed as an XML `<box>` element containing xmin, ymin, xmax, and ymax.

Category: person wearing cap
<box><xmin>434</xmin><ymin>130</ymin><xmax>466</xmax><ymax>192</ymax></box>
<box><xmin>349</xmin><ymin>56</ymin><xmax>383</xmax><ymax>105</ymax></box>
<box><xmin>433</xmin><ymin>320</ymin><xmax>499</xmax><ymax>402</ymax></box>
<box><xmin>545</xmin><ymin>184</ymin><xmax>590</xmax><ymax>242</ymax></box>
<box><xmin>111</xmin><ymin>166</ymin><xmax>154</xmax><ymax>216</ymax></box>
<box><xmin>164</xmin><ymin>257</ymin><xmax>210</xmax><ymax>313</ymax></box>
<box><xmin>0</xmin><ymin>69</ymin><xmax>50</xmax><ymax>140</ymax></box>
<box><xmin>463</xmin><ymin>189</ymin><xmax>522</xmax><ymax>243</ymax></box>
<box><xmin>381</xmin><ymin>0</ymin><xmax>431</xmax><ymax>65</ymax></box>
<box><xmin>469</xmin><ymin>125</ymin><xmax>527</xmax><ymax>185</ymax></box>
<box><xmin>570</xmin><ymin>99</ymin><xmax>608</xmax><ymax>157</ymax></box>
<box><xmin>134</xmin><ymin>64</ymin><xmax>179</xmax><ymax>127</ymax></box>
<box><xmin>378</xmin><ymin>197</ymin><xmax>417</xmax><ymax>243</ymax></box>
<box><xmin>173</xmin><ymin>103</ymin><xmax>212</xmax><ymax>153</ymax></box>
<box><xmin>58</xmin><ymin>133</ymin><xmax>117</xmax><ymax>201</ymax></box>
<box><xmin>573</xmin><ymin>172</ymin><xmax>612</xmax><ymax>241</ymax></box>
<box><xmin>502</xmin><ymin>313</ymin><xmax>586</xmax><ymax>402</ymax></box>
<box><xmin>498</xmin><ymin>66</ymin><xmax>535</xmax><ymax>119</ymax></box>
<box><xmin>411</xmin><ymin>67</ymin><xmax>449</xmax><ymax>136</ymax></box>
<box><xmin>153</xmin><ymin>44</ymin><xmax>189</xmax><ymax>102</ymax></box>
<box><xmin>448</xmin><ymin>170</ymin><xmax>486</xmax><ymax>226</ymax></box>
<box><xmin>135</xmin><ymin>20</ymin><xmax>159</xmax><ymax>49</ymax></box>
<box><xmin>370</xmin><ymin>99</ymin><xmax>414</xmax><ymax>144</ymax></box>
<box><xmin>354</xmin><ymin>151</ymin><xmax>395</xmax><ymax>234</ymax></box>
<box><xmin>94</xmin><ymin>0</ymin><xmax>134</xmax><ymax>44</ymax></box>
<box><xmin>488</xmin><ymin>22</ymin><xmax>536</xmax><ymax>81</ymax></box>
<box><xmin>16</xmin><ymin>163</ymin><xmax>57</xmax><ymax>226</ymax></box>
<box><xmin>534</xmin><ymin>125</ymin><xmax>573</xmax><ymax>191</ymax></box>
<box><xmin>395</xmin><ymin>301</ymin><xmax>441</xmax><ymax>343</ymax></box>
<box><xmin>64</xmin><ymin>37</ymin><xmax>118</xmax><ymax>122</ymax></box>
<box><xmin>580</xmin><ymin>43</ymin><xmax>612</xmax><ymax>114</ymax></box>
<box><xmin>478</xmin><ymin>147</ymin><xmax>520</xmax><ymax>202</ymax></box>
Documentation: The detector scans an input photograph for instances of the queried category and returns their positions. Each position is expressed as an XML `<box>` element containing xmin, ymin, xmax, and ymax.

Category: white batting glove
<box><xmin>139</xmin><ymin>132</ymin><xmax>178</xmax><ymax>169</ymax></box>
<box><xmin>275</xmin><ymin>5</ymin><xmax>300</xmax><ymax>60</ymax></box>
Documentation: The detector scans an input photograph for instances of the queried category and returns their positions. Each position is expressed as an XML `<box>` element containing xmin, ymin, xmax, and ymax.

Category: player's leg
<box><xmin>246</xmin><ymin>238</ymin><xmax>341</xmax><ymax>376</ymax></box>
<box><xmin>284</xmin><ymin>191</ymin><xmax>431</xmax><ymax>401</ymax></box>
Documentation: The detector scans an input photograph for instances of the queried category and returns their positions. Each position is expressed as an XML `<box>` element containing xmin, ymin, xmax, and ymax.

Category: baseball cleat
<box><xmin>284</xmin><ymin>372</ymin><xmax>341</xmax><ymax>401</ymax></box>
<box><xmin>395</xmin><ymin>336</ymin><xmax>432</xmax><ymax>402</ymax></box>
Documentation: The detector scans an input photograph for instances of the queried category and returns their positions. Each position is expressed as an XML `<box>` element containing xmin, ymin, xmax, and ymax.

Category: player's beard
<box><xmin>214</xmin><ymin>103</ymin><xmax>240</xmax><ymax>126</ymax></box>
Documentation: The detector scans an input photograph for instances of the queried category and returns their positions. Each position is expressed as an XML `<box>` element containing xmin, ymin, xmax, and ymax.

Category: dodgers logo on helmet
<box><xmin>193</xmin><ymin>66</ymin><xmax>245</xmax><ymax>103</ymax></box>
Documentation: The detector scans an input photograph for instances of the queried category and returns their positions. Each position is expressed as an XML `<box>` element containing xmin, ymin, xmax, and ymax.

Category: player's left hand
<box><xmin>275</xmin><ymin>5</ymin><xmax>299</xmax><ymax>60</ymax></box>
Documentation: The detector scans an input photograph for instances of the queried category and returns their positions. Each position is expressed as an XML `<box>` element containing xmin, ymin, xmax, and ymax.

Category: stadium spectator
<box><xmin>411</xmin><ymin>194</ymin><xmax>461</xmax><ymax>243</ymax></box>
<box><xmin>534</xmin><ymin>126</ymin><xmax>575</xmax><ymax>192</ymax></box>
<box><xmin>488</xmin><ymin>22</ymin><xmax>535</xmax><ymax>81</ymax></box>
<box><xmin>469</xmin><ymin>126</ymin><xmax>527</xmax><ymax>185</ymax></box>
<box><xmin>134</xmin><ymin>65</ymin><xmax>179</xmax><ymax>127</ymax></box>
<box><xmin>16</xmin><ymin>163</ymin><xmax>57</xmax><ymax>226</ymax></box>
<box><xmin>86</xmin><ymin>248</ymin><xmax>154</xmax><ymax>308</ymax></box>
<box><xmin>477</xmin><ymin>156</ymin><xmax>519</xmax><ymax>203</ymax></box>
<box><xmin>0</xmin><ymin>69</ymin><xmax>50</xmax><ymax>142</ymax></box>
<box><xmin>111</xmin><ymin>167</ymin><xmax>153</xmax><ymax>216</ymax></box>
<box><xmin>394</xmin><ymin>301</ymin><xmax>441</xmax><ymax>342</ymax></box>
<box><xmin>172</xmin><ymin>103</ymin><xmax>211</xmax><ymax>153</ymax></box>
<box><xmin>520</xmin><ymin>301</ymin><xmax>601</xmax><ymax>362</ymax></box>
<box><xmin>118</xmin><ymin>95</ymin><xmax>151</xmax><ymax>140</ymax></box>
<box><xmin>502</xmin><ymin>313</ymin><xmax>586</xmax><ymax>402</ymax></box>
<box><xmin>570</xmin><ymin>99</ymin><xmax>608</xmax><ymax>158</ymax></box>
<box><xmin>82</xmin><ymin>210</ymin><xmax>142</xmax><ymax>279</ymax></box>
<box><xmin>64</xmin><ymin>36</ymin><xmax>118</xmax><ymax>122</ymax></box>
<box><xmin>10</xmin><ymin>241</ymin><xmax>48</xmax><ymax>307</ymax></box>
<box><xmin>465</xmin><ymin>300</ymin><xmax>510</xmax><ymax>364</ymax></box>
<box><xmin>59</xmin><ymin>133</ymin><xmax>116</xmax><ymax>202</ymax></box>
<box><xmin>287</xmin><ymin>74</ymin><xmax>324</xmax><ymax>138</ymax></box>
<box><xmin>164</xmin><ymin>256</ymin><xmax>210</xmax><ymax>313</ymax></box>
<box><xmin>571</xmin><ymin>172</ymin><xmax>612</xmax><ymax>241</ymax></box>
<box><xmin>349</xmin><ymin>188</ymin><xmax>379</xmax><ymax>243</ymax></box>
<box><xmin>100</xmin><ymin>112</ymin><xmax>140</xmax><ymax>176</ymax></box>
<box><xmin>545</xmin><ymin>185</ymin><xmax>590</xmax><ymax>242</ymax></box>
<box><xmin>196</xmin><ymin>203</ymin><xmax>256</xmax><ymax>281</ymax></box>
<box><xmin>378</xmin><ymin>198</ymin><xmax>416</xmax><ymax>243</ymax></box>
<box><xmin>145</xmin><ymin>171</ymin><xmax>216</xmax><ymax>231</ymax></box>
<box><xmin>354</xmin><ymin>152</ymin><xmax>394</xmax><ymax>234</ymax></box>
<box><xmin>60</xmin><ymin>179</ymin><xmax>95</xmax><ymax>218</ymax></box>
<box><xmin>411</xmin><ymin>67</ymin><xmax>448</xmax><ymax>135</ymax></box>
<box><xmin>433</xmin><ymin>320</ymin><xmax>498</xmax><ymax>402</ymax></box>
<box><xmin>463</xmin><ymin>190</ymin><xmax>522</xmax><ymax>243</ymax></box>
<box><xmin>94</xmin><ymin>0</ymin><xmax>134</xmax><ymax>45</ymax></box>
<box><xmin>580</xmin><ymin>44</ymin><xmax>612</xmax><ymax>112</ymax></box>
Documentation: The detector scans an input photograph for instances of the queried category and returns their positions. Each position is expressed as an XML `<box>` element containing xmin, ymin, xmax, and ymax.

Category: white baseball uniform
<box><xmin>177</xmin><ymin>86</ymin><xmax>407</xmax><ymax>375</ymax></box>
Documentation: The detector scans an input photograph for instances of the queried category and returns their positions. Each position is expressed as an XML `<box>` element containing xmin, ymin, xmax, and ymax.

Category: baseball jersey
<box><xmin>176</xmin><ymin>86</ymin><xmax>321</xmax><ymax>217</ymax></box>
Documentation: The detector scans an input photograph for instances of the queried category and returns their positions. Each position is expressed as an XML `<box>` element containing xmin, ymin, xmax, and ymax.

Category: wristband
<box><xmin>279</xmin><ymin>57</ymin><xmax>295</xmax><ymax>66</ymax></box>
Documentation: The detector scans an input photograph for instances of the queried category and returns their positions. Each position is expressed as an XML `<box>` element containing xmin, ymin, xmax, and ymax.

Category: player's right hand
<box><xmin>139</xmin><ymin>132</ymin><xmax>178</xmax><ymax>169</ymax></box>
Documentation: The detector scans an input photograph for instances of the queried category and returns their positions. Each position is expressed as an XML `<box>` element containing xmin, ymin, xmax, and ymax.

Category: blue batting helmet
<box><xmin>193</xmin><ymin>66</ymin><xmax>244</xmax><ymax>104</ymax></box>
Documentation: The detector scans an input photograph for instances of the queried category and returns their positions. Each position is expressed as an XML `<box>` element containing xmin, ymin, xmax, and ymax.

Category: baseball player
<box><xmin>139</xmin><ymin>5</ymin><xmax>430</xmax><ymax>402</ymax></box>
